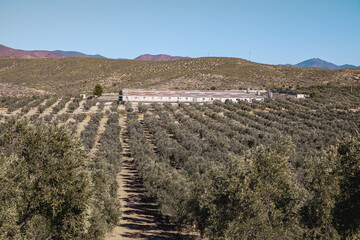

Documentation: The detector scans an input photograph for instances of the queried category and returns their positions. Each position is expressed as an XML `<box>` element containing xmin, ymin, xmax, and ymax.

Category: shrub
<box><xmin>110</xmin><ymin>101</ymin><xmax>119</xmax><ymax>112</ymax></box>
<box><xmin>138</xmin><ymin>102</ymin><xmax>148</xmax><ymax>113</ymax></box>
<box><xmin>0</xmin><ymin>118</ymin><xmax>91</xmax><ymax>239</ymax></box>
<box><xmin>83</xmin><ymin>99</ymin><xmax>96</xmax><ymax>111</ymax></box>
<box><xmin>310</xmin><ymin>92</ymin><xmax>319</xmax><ymax>98</ymax></box>
<box><xmin>73</xmin><ymin>113</ymin><xmax>87</xmax><ymax>122</ymax></box>
<box><xmin>93</xmin><ymin>84</ymin><xmax>103</xmax><ymax>97</ymax></box>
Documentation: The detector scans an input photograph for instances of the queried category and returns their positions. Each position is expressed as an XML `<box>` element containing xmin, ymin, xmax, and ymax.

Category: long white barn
<box><xmin>119</xmin><ymin>89</ymin><xmax>266</xmax><ymax>103</ymax></box>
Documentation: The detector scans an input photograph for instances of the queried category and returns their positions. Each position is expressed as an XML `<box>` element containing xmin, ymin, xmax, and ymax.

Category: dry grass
<box><xmin>0</xmin><ymin>57</ymin><xmax>359</xmax><ymax>95</ymax></box>
<box><xmin>0</xmin><ymin>82</ymin><xmax>45</xmax><ymax>96</ymax></box>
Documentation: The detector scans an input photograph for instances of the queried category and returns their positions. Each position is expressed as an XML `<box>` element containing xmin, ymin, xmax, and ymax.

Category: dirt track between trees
<box><xmin>105</xmin><ymin>116</ymin><xmax>198</xmax><ymax>240</ymax></box>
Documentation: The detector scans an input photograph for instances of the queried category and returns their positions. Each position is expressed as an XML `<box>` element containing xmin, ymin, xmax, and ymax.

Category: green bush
<box><xmin>93</xmin><ymin>84</ymin><xmax>103</xmax><ymax>97</ymax></box>
<box><xmin>0</xmin><ymin>118</ymin><xmax>91</xmax><ymax>239</ymax></box>
<box><xmin>310</xmin><ymin>91</ymin><xmax>319</xmax><ymax>98</ymax></box>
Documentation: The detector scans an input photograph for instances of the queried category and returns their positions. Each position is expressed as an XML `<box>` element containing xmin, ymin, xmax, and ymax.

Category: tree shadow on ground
<box><xmin>119</xmin><ymin>156</ymin><xmax>197</xmax><ymax>240</ymax></box>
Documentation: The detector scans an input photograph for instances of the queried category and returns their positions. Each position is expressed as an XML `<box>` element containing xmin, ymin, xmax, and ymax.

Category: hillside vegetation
<box><xmin>0</xmin><ymin>57</ymin><xmax>359</xmax><ymax>95</ymax></box>
<box><xmin>0</xmin><ymin>86</ymin><xmax>360</xmax><ymax>239</ymax></box>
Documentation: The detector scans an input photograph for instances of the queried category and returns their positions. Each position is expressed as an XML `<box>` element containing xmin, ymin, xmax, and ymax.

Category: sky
<box><xmin>0</xmin><ymin>0</ymin><xmax>359</xmax><ymax>65</ymax></box>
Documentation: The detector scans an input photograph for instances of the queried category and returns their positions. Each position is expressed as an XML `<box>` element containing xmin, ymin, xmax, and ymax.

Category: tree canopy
<box><xmin>93</xmin><ymin>84</ymin><xmax>103</xmax><ymax>97</ymax></box>
<box><xmin>0</xmin><ymin>118</ymin><xmax>91</xmax><ymax>240</ymax></box>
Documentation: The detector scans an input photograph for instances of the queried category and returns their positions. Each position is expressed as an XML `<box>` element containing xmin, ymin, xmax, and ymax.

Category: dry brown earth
<box><xmin>76</xmin><ymin>114</ymin><xmax>91</xmax><ymax>136</ymax></box>
<box><xmin>57</xmin><ymin>98</ymin><xmax>73</xmax><ymax>115</ymax></box>
<box><xmin>90</xmin><ymin>115</ymin><xmax>108</xmax><ymax>155</ymax></box>
<box><xmin>72</xmin><ymin>99</ymin><xmax>86</xmax><ymax>114</ymax></box>
<box><xmin>105</xmin><ymin>116</ymin><xmax>199</xmax><ymax>240</ymax></box>
<box><xmin>40</xmin><ymin>98</ymin><xmax>61</xmax><ymax>117</ymax></box>
<box><xmin>25</xmin><ymin>99</ymin><xmax>46</xmax><ymax>117</ymax></box>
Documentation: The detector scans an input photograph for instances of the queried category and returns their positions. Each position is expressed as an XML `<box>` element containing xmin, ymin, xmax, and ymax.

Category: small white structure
<box><xmin>119</xmin><ymin>89</ymin><xmax>265</xmax><ymax>103</ymax></box>
<box><xmin>296</xmin><ymin>94</ymin><xmax>305</xmax><ymax>99</ymax></box>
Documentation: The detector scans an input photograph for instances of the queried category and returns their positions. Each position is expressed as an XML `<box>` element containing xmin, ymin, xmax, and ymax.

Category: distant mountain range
<box><xmin>1</xmin><ymin>44</ymin><xmax>359</xmax><ymax>68</ymax></box>
<box><xmin>0</xmin><ymin>44</ymin><xmax>64</xmax><ymax>58</ymax></box>
<box><xmin>0</xmin><ymin>44</ymin><xmax>105</xmax><ymax>59</ymax></box>
<box><xmin>0</xmin><ymin>44</ymin><xmax>191</xmax><ymax>61</ymax></box>
<box><xmin>135</xmin><ymin>54</ymin><xmax>190</xmax><ymax>61</ymax></box>
<box><xmin>53</xmin><ymin>50</ymin><xmax>106</xmax><ymax>58</ymax></box>
<box><xmin>285</xmin><ymin>58</ymin><xmax>359</xmax><ymax>69</ymax></box>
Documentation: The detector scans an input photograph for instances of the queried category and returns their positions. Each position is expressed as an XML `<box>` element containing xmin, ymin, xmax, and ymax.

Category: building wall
<box><xmin>296</xmin><ymin>94</ymin><xmax>305</xmax><ymax>99</ymax></box>
<box><xmin>123</xmin><ymin>95</ymin><xmax>264</xmax><ymax>103</ymax></box>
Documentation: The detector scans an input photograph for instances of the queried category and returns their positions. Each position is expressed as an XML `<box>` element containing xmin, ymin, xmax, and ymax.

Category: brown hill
<box><xmin>0</xmin><ymin>57</ymin><xmax>359</xmax><ymax>95</ymax></box>
<box><xmin>135</xmin><ymin>54</ymin><xmax>190</xmax><ymax>61</ymax></box>
<box><xmin>0</xmin><ymin>44</ymin><xmax>64</xmax><ymax>58</ymax></box>
<box><xmin>0</xmin><ymin>83</ymin><xmax>44</xmax><ymax>96</ymax></box>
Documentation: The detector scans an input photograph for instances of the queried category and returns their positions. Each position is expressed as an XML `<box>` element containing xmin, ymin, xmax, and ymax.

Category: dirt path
<box><xmin>40</xmin><ymin>98</ymin><xmax>61</xmax><ymax>117</ymax></box>
<box><xmin>87</xmin><ymin>104</ymin><xmax>99</xmax><ymax>114</ymax></box>
<box><xmin>90</xmin><ymin>115</ymin><xmax>108</xmax><ymax>155</ymax></box>
<box><xmin>105</xmin><ymin>116</ymin><xmax>198</xmax><ymax>240</ymax></box>
<box><xmin>72</xmin><ymin>100</ymin><xmax>86</xmax><ymax>114</ymax></box>
<box><xmin>0</xmin><ymin>108</ymin><xmax>19</xmax><ymax>117</ymax></box>
<box><xmin>57</xmin><ymin>98</ymin><xmax>73</xmax><ymax>115</ymax></box>
<box><xmin>76</xmin><ymin>114</ymin><xmax>91</xmax><ymax>136</ymax></box>
<box><xmin>25</xmin><ymin>99</ymin><xmax>46</xmax><ymax>117</ymax></box>
<box><xmin>104</xmin><ymin>103</ymin><xmax>111</xmax><ymax>113</ymax></box>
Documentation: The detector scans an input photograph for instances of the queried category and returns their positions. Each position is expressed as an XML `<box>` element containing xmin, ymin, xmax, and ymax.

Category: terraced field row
<box><xmin>1</xmin><ymin>87</ymin><xmax>360</xmax><ymax>239</ymax></box>
<box><xmin>0</xmin><ymin>95</ymin><xmax>198</xmax><ymax>240</ymax></box>
<box><xmin>122</xmin><ymin>94</ymin><xmax>360</xmax><ymax>239</ymax></box>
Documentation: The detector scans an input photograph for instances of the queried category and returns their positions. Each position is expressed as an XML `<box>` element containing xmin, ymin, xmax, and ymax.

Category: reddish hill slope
<box><xmin>135</xmin><ymin>54</ymin><xmax>190</xmax><ymax>61</ymax></box>
<box><xmin>0</xmin><ymin>44</ymin><xmax>63</xmax><ymax>58</ymax></box>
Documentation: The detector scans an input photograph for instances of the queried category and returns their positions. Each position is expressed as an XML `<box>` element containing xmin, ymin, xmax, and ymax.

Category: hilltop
<box><xmin>0</xmin><ymin>44</ymin><xmax>106</xmax><ymax>59</ymax></box>
<box><xmin>54</xmin><ymin>50</ymin><xmax>106</xmax><ymax>58</ymax></box>
<box><xmin>0</xmin><ymin>44</ymin><xmax>191</xmax><ymax>60</ymax></box>
<box><xmin>286</xmin><ymin>58</ymin><xmax>360</xmax><ymax>69</ymax></box>
<box><xmin>0</xmin><ymin>57</ymin><xmax>359</xmax><ymax>95</ymax></box>
<box><xmin>135</xmin><ymin>54</ymin><xmax>190</xmax><ymax>61</ymax></box>
<box><xmin>0</xmin><ymin>44</ymin><xmax>63</xmax><ymax>58</ymax></box>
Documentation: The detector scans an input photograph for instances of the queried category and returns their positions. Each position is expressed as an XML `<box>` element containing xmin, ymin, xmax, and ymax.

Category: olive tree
<box><xmin>93</xmin><ymin>84</ymin><xmax>103</xmax><ymax>97</ymax></box>
<box><xmin>0</xmin><ymin>118</ymin><xmax>91</xmax><ymax>240</ymax></box>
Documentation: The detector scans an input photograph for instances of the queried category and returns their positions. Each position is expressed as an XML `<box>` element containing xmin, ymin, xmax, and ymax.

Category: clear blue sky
<box><xmin>1</xmin><ymin>0</ymin><xmax>359</xmax><ymax>65</ymax></box>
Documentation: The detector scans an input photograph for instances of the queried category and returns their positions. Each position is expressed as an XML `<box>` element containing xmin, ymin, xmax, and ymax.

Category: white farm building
<box><xmin>119</xmin><ymin>89</ymin><xmax>266</xmax><ymax>103</ymax></box>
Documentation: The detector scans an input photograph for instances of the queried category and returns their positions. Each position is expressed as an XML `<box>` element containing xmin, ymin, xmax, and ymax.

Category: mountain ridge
<box><xmin>135</xmin><ymin>54</ymin><xmax>190</xmax><ymax>61</ymax></box>
<box><xmin>0</xmin><ymin>44</ymin><xmax>64</xmax><ymax>58</ymax></box>
<box><xmin>54</xmin><ymin>50</ymin><xmax>106</xmax><ymax>58</ymax></box>
<box><xmin>0</xmin><ymin>44</ymin><xmax>106</xmax><ymax>59</ymax></box>
<box><xmin>1</xmin><ymin>44</ymin><xmax>359</xmax><ymax>68</ymax></box>
<box><xmin>287</xmin><ymin>58</ymin><xmax>359</xmax><ymax>69</ymax></box>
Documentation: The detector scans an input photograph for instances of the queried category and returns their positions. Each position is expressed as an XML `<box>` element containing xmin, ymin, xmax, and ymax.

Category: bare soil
<box><xmin>76</xmin><ymin>114</ymin><xmax>91</xmax><ymax>136</ymax></box>
<box><xmin>87</xmin><ymin>104</ymin><xmax>99</xmax><ymax>114</ymax></box>
<box><xmin>40</xmin><ymin>98</ymin><xmax>62</xmax><ymax>117</ymax></box>
<box><xmin>72</xmin><ymin>100</ymin><xmax>86</xmax><ymax>114</ymax></box>
<box><xmin>105</xmin><ymin>116</ymin><xmax>199</xmax><ymax>240</ymax></box>
<box><xmin>90</xmin><ymin>115</ymin><xmax>108</xmax><ymax>155</ymax></box>
<box><xmin>57</xmin><ymin>98</ymin><xmax>73</xmax><ymax>115</ymax></box>
<box><xmin>25</xmin><ymin>99</ymin><xmax>46</xmax><ymax>117</ymax></box>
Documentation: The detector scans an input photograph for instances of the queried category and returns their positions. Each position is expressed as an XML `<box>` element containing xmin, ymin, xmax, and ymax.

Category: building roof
<box><xmin>122</xmin><ymin>89</ymin><xmax>265</xmax><ymax>99</ymax></box>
